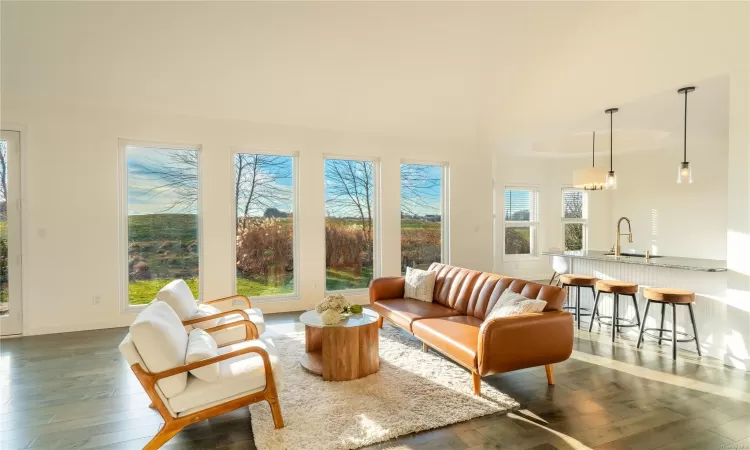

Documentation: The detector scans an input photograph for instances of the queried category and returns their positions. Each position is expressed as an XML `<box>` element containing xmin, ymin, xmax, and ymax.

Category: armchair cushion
<box><xmin>210</xmin><ymin>308</ymin><xmax>265</xmax><ymax>345</ymax></box>
<box><xmin>129</xmin><ymin>302</ymin><xmax>189</xmax><ymax>398</ymax></box>
<box><xmin>157</xmin><ymin>279</ymin><xmax>199</xmax><ymax>320</ymax></box>
<box><xmin>186</xmin><ymin>329</ymin><xmax>220</xmax><ymax>382</ymax></box>
<box><xmin>169</xmin><ymin>338</ymin><xmax>283</xmax><ymax>415</ymax></box>
<box><xmin>190</xmin><ymin>304</ymin><xmax>223</xmax><ymax>329</ymax></box>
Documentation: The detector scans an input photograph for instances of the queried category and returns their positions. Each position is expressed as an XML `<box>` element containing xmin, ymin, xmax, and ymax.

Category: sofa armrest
<box><xmin>477</xmin><ymin>311</ymin><xmax>573</xmax><ymax>376</ymax></box>
<box><xmin>369</xmin><ymin>277</ymin><xmax>406</xmax><ymax>304</ymax></box>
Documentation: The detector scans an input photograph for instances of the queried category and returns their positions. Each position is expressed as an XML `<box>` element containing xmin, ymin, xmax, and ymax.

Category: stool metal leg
<box><xmin>630</xmin><ymin>294</ymin><xmax>642</xmax><ymax>328</ymax></box>
<box><xmin>588</xmin><ymin>290</ymin><xmax>601</xmax><ymax>333</ymax></box>
<box><xmin>688</xmin><ymin>303</ymin><xmax>702</xmax><ymax>356</ymax></box>
<box><xmin>637</xmin><ymin>300</ymin><xmax>651</xmax><ymax>349</ymax></box>
<box><xmin>612</xmin><ymin>293</ymin><xmax>619</xmax><ymax>342</ymax></box>
<box><xmin>672</xmin><ymin>303</ymin><xmax>678</xmax><ymax>360</ymax></box>
<box><xmin>579</xmin><ymin>286</ymin><xmax>583</xmax><ymax>327</ymax></box>
<box><xmin>659</xmin><ymin>303</ymin><xmax>666</xmax><ymax>345</ymax></box>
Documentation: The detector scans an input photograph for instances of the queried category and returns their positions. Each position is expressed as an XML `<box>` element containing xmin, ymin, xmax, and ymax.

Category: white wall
<box><xmin>2</xmin><ymin>98</ymin><xmax>493</xmax><ymax>335</ymax></box>
<box><xmin>610</xmin><ymin>145</ymin><xmax>728</xmax><ymax>260</ymax></box>
<box><xmin>493</xmin><ymin>155</ymin><xmax>611</xmax><ymax>280</ymax></box>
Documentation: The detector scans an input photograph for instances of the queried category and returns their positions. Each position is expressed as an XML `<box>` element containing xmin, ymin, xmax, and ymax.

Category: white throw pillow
<box><xmin>486</xmin><ymin>290</ymin><xmax>546</xmax><ymax>320</ymax></box>
<box><xmin>156</xmin><ymin>279</ymin><xmax>199</xmax><ymax>320</ymax></box>
<box><xmin>189</xmin><ymin>304</ymin><xmax>223</xmax><ymax>329</ymax></box>
<box><xmin>185</xmin><ymin>328</ymin><xmax>220</xmax><ymax>382</ymax></box>
<box><xmin>130</xmin><ymin>302</ymin><xmax>189</xmax><ymax>397</ymax></box>
<box><xmin>404</xmin><ymin>267</ymin><xmax>437</xmax><ymax>303</ymax></box>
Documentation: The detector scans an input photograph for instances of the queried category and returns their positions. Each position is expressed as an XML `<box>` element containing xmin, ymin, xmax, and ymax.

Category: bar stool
<box><xmin>589</xmin><ymin>280</ymin><xmax>641</xmax><ymax>342</ymax></box>
<box><xmin>558</xmin><ymin>274</ymin><xmax>597</xmax><ymax>330</ymax></box>
<box><xmin>637</xmin><ymin>288</ymin><xmax>700</xmax><ymax>360</ymax></box>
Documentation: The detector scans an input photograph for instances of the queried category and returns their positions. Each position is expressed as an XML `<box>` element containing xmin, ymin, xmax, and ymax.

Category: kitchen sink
<box><xmin>603</xmin><ymin>252</ymin><xmax>664</xmax><ymax>258</ymax></box>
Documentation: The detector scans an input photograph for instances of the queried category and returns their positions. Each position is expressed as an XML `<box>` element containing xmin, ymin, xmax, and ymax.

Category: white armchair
<box><xmin>119</xmin><ymin>301</ymin><xmax>284</xmax><ymax>449</ymax></box>
<box><xmin>155</xmin><ymin>279</ymin><xmax>265</xmax><ymax>345</ymax></box>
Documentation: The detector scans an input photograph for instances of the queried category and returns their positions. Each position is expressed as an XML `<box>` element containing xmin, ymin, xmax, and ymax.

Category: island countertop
<box><xmin>543</xmin><ymin>250</ymin><xmax>727</xmax><ymax>272</ymax></box>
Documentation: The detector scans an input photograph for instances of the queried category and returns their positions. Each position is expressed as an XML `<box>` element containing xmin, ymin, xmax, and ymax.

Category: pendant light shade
<box><xmin>605</xmin><ymin>108</ymin><xmax>619</xmax><ymax>190</ymax></box>
<box><xmin>677</xmin><ymin>86</ymin><xmax>695</xmax><ymax>184</ymax></box>
<box><xmin>573</xmin><ymin>131</ymin><xmax>606</xmax><ymax>190</ymax></box>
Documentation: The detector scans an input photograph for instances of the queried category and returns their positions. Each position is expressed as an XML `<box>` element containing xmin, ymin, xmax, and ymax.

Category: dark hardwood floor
<box><xmin>2</xmin><ymin>311</ymin><xmax>749</xmax><ymax>449</ymax></box>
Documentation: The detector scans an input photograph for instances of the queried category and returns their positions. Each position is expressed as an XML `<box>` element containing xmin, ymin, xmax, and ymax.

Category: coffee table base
<box><xmin>301</xmin><ymin>321</ymin><xmax>379</xmax><ymax>381</ymax></box>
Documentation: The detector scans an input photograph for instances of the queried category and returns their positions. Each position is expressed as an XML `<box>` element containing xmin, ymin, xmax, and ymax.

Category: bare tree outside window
<box><xmin>400</xmin><ymin>163</ymin><xmax>443</xmax><ymax>273</ymax></box>
<box><xmin>563</xmin><ymin>190</ymin><xmax>586</xmax><ymax>251</ymax></box>
<box><xmin>325</xmin><ymin>159</ymin><xmax>375</xmax><ymax>291</ymax></box>
<box><xmin>125</xmin><ymin>146</ymin><xmax>200</xmax><ymax>305</ymax></box>
<box><xmin>234</xmin><ymin>154</ymin><xmax>294</xmax><ymax>297</ymax></box>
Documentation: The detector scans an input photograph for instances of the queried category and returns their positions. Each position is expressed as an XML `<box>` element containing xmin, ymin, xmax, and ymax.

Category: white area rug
<box><xmin>250</xmin><ymin>324</ymin><xmax>519</xmax><ymax>450</ymax></box>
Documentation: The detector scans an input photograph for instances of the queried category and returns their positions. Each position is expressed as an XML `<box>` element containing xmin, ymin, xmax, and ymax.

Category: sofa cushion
<box><xmin>169</xmin><ymin>338</ymin><xmax>282</xmax><ymax>414</ymax></box>
<box><xmin>209</xmin><ymin>308</ymin><xmax>265</xmax><ymax>345</ymax></box>
<box><xmin>129</xmin><ymin>302</ymin><xmax>189</xmax><ymax>398</ymax></box>
<box><xmin>371</xmin><ymin>298</ymin><xmax>461</xmax><ymax>332</ymax></box>
<box><xmin>429</xmin><ymin>263</ymin><xmax>482</xmax><ymax>312</ymax></box>
<box><xmin>486</xmin><ymin>291</ymin><xmax>546</xmax><ymax>319</ymax></box>
<box><xmin>185</xmin><ymin>329</ymin><xmax>220</xmax><ymax>382</ymax></box>
<box><xmin>157</xmin><ymin>279</ymin><xmax>199</xmax><ymax>320</ymax></box>
<box><xmin>412</xmin><ymin>315</ymin><xmax>481</xmax><ymax>369</ymax></box>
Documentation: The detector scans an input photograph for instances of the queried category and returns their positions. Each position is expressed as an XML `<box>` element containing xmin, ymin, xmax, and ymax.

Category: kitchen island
<box><xmin>544</xmin><ymin>250</ymin><xmax>744</xmax><ymax>367</ymax></box>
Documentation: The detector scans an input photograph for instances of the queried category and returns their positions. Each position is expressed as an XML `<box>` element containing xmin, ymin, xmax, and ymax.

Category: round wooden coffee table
<box><xmin>299</xmin><ymin>309</ymin><xmax>380</xmax><ymax>381</ymax></box>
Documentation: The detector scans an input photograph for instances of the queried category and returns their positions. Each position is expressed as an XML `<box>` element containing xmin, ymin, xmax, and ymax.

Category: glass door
<box><xmin>0</xmin><ymin>131</ymin><xmax>21</xmax><ymax>336</ymax></box>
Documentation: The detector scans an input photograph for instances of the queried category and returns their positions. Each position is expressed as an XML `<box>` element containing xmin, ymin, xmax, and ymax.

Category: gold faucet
<box><xmin>615</xmin><ymin>217</ymin><xmax>633</xmax><ymax>257</ymax></box>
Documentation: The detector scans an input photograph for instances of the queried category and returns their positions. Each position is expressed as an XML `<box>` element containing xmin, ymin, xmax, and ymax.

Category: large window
<box><xmin>504</xmin><ymin>188</ymin><xmax>538</xmax><ymax>257</ymax></box>
<box><xmin>562</xmin><ymin>188</ymin><xmax>588</xmax><ymax>251</ymax></box>
<box><xmin>324</xmin><ymin>158</ymin><xmax>378</xmax><ymax>291</ymax></box>
<box><xmin>234</xmin><ymin>152</ymin><xmax>296</xmax><ymax>298</ymax></box>
<box><xmin>400</xmin><ymin>163</ymin><xmax>446</xmax><ymax>273</ymax></box>
<box><xmin>122</xmin><ymin>143</ymin><xmax>200</xmax><ymax>306</ymax></box>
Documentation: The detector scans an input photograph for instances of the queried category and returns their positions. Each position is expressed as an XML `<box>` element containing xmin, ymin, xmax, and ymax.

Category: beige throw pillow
<box><xmin>486</xmin><ymin>290</ymin><xmax>546</xmax><ymax>320</ymax></box>
<box><xmin>404</xmin><ymin>267</ymin><xmax>436</xmax><ymax>302</ymax></box>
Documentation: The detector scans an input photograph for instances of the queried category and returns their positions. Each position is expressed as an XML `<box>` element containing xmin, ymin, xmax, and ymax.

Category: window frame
<box><xmin>230</xmin><ymin>148</ymin><xmax>300</xmax><ymax>303</ymax></box>
<box><xmin>323</xmin><ymin>154</ymin><xmax>381</xmax><ymax>296</ymax></box>
<box><xmin>399</xmin><ymin>159</ymin><xmax>450</xmax><ymax>272</ymax></box>
<box><xmin>561</xmin><ymin>187</ymin><xmax>588</xmax><ymax>252</ymax></box>
<box><xmin>503</xmin><ymin>186</ymin><xmax>539</xmax><ymax>261</ymax></box>
<box><xmin>119</xmin><ymin>139</ymin><xmax>204</xmax><ymax>314</ymax></box>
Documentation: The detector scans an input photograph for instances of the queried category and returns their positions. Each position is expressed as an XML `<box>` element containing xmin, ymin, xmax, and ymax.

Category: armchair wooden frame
<box><xmin>182</xmin><ymin>309</ymin><xmax>260</xmax><ymax>341</ymax></box>
<box><xmin>131</xmin><ymin>319</ymin><xmax>283</xmax><ymax>450</ymax></box>
<box><xmin>204</xmin><ymin>294</ymin><xmax>252</xmax><ymax>309</ymax></box>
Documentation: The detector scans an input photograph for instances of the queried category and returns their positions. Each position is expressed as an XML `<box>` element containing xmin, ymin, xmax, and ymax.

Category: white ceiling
<box><xmin>1</xmin><ymin>2</ymin><xmax>746</xmax><ymax>148</ymax></box>
<box><xmin>522</xmin><ymin>75</ymin><xmax>730</xmax><ymax>158</ymax></box>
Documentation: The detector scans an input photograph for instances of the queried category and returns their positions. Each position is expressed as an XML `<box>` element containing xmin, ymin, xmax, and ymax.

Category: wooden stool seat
<box><xmin>638</xmin><ymin>287</ymin><xmax>700</xmax><ymax>360</ymax></box>
<box><xmin>595</xmin><ymin>280</ymin><xmax>638</xmax><ymax>295</ymax></box>
<box><xmin>643</xmin><ymin>288</ymin><xmax>695</xmax><ymax>304</ymax></box>
<box><xmin>559</xmin><ymin>274</ymin><xmax>597</xmax><ymax>287</ymax></box>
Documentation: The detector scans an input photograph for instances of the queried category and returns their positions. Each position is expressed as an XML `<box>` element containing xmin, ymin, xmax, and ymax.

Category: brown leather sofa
<box><xmin>369</xmin><ymin>263</ymin><xmax>573</xmax><ymax>394</ymax></box>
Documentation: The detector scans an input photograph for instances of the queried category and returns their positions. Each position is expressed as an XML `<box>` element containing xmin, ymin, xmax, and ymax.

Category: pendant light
<box><xmin>677</xmin><ymin>86</ymin><xmax>695</xmax><ymax>184</ymax></box>
<box><xmin>573</xmin><ymin>131</ymin><xmax>606</xmax><ymax>190</ymax></box>
<box><xmin>604</xmin><ymin>108</ymin><xmax>619</xmax><ymax>189</ymax></box>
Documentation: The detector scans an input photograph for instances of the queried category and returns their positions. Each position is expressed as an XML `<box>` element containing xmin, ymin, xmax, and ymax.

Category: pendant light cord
<box><xmin>609</xmin><ymin>112</ymin><xmax>613</xmax><ymax>171</ymax></box>
<box><xmin>683</xmin><ymin>89</ymin><xmax>688</xmax><ymax>163</ymax></box>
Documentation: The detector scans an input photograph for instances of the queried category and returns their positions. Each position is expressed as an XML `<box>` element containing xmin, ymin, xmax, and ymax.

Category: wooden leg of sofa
<box><xmin>422</xmin><ymin>343</ymin><xmax>428</xmax><ymax>353</ymax></box>
<box><xmin>472</xmin><ymin>372</ymin><xmax>481</xmax><ymax>395</ymax></box>
<box><xmin>144</xmin><ymin>423</ymin><xmax>182</xmax><ymax>450</ymax></box>
<box><xmin>377</xmin><ymin>316</ymin><xmax>383</xmax><ymax>329</ymax></box>
<box><xmin>545</xmin><ymin>364</ymin><xmax>555</xmax><ymax>385</ymax></box>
